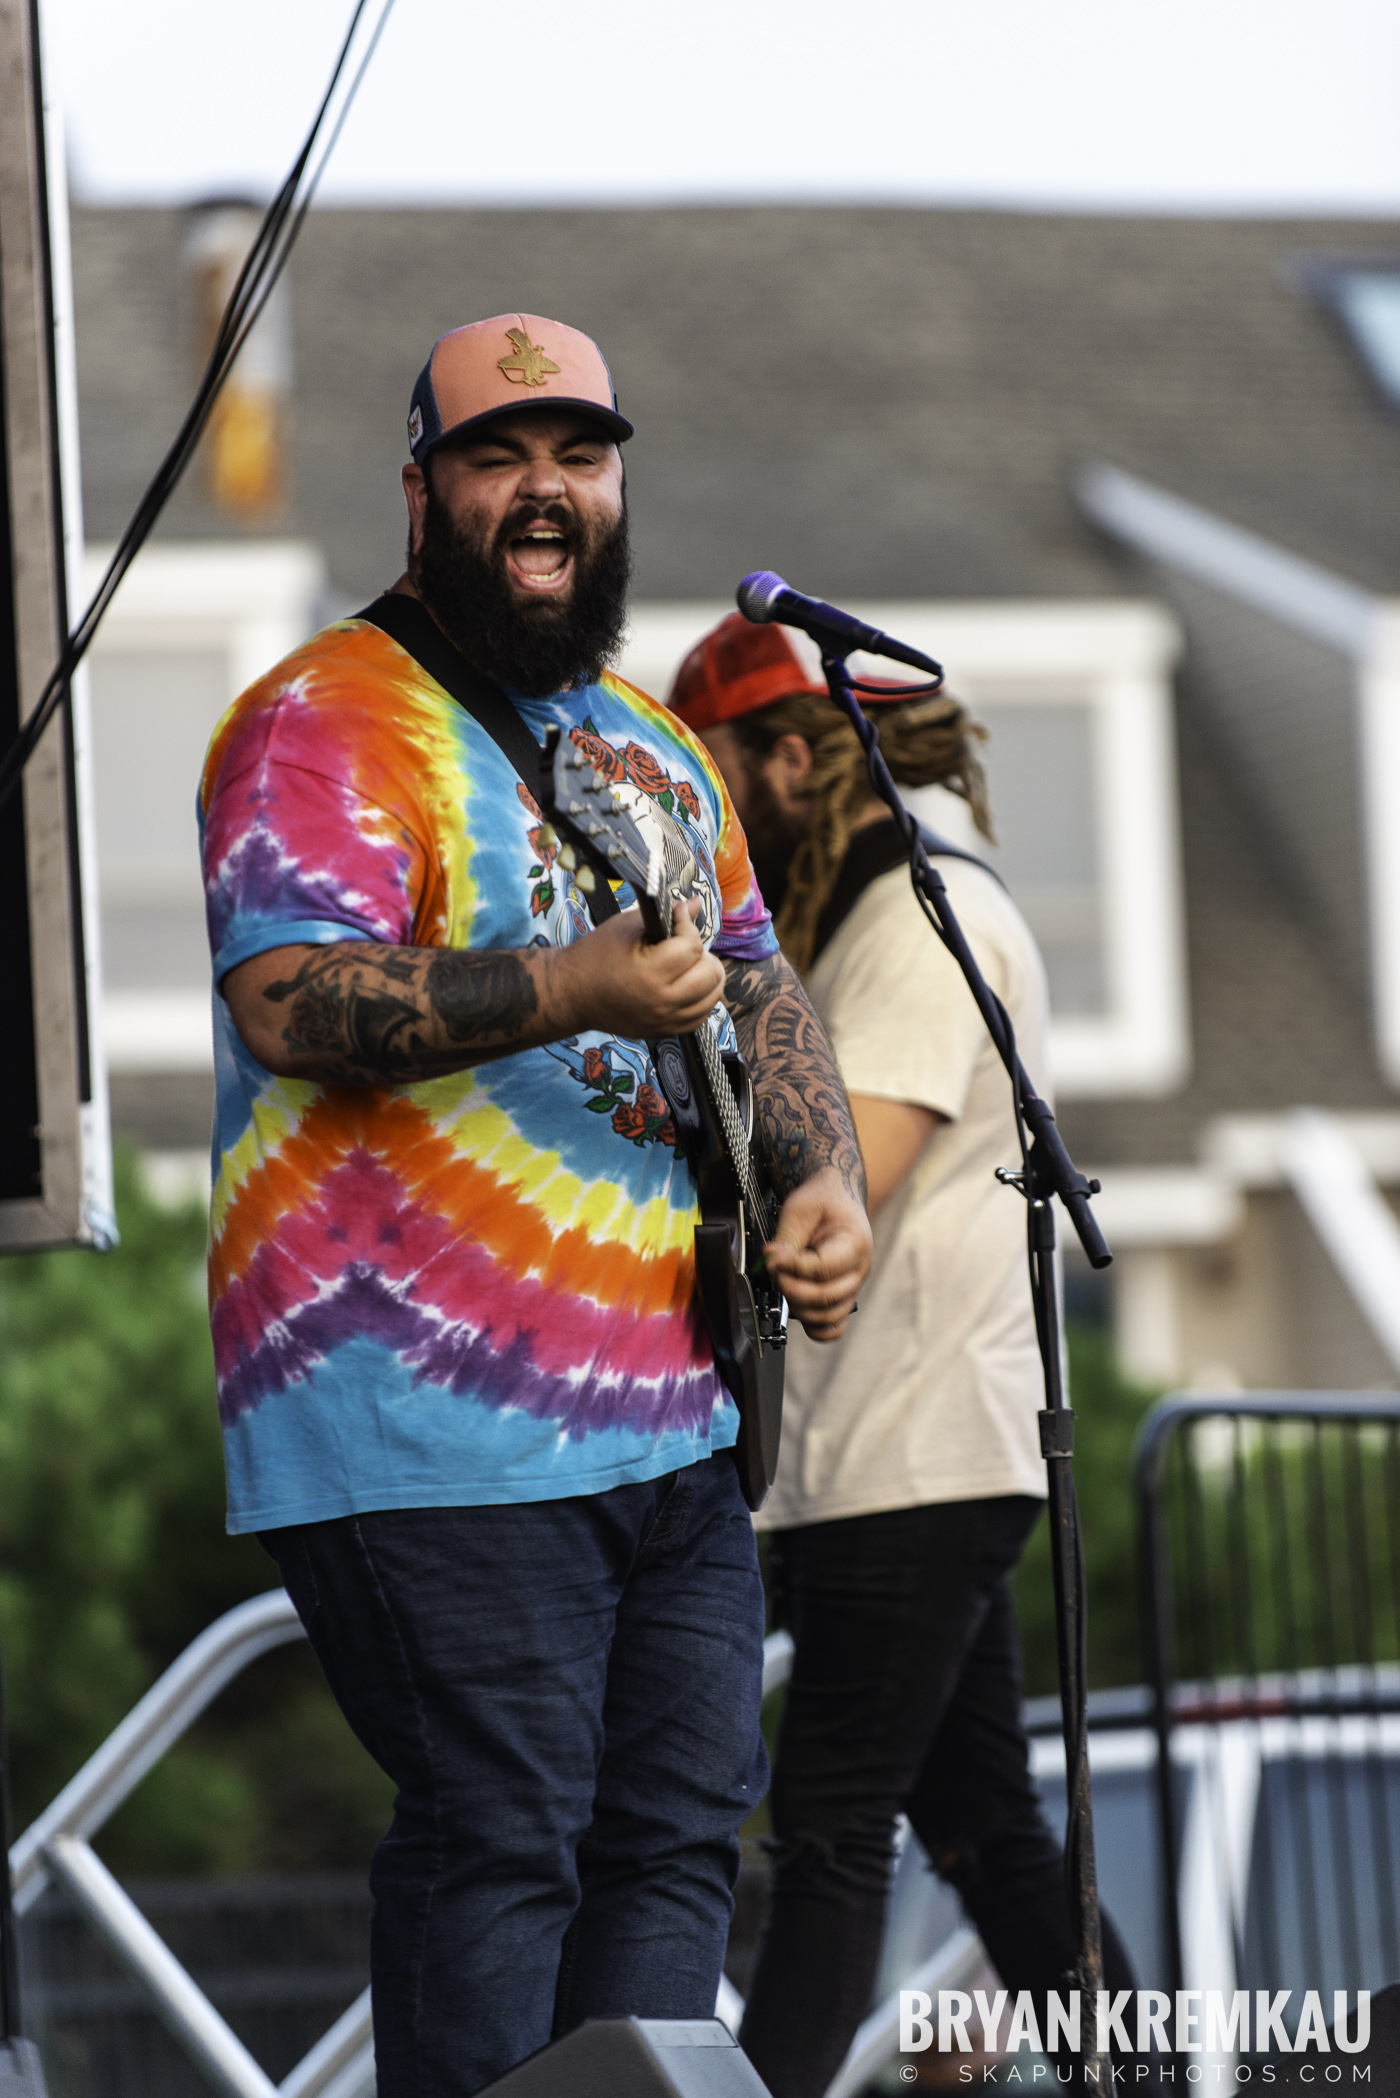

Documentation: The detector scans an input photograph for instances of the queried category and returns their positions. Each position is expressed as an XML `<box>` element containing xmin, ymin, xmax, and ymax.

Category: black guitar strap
<box><xmin>809</xmin><ymin>815</ymin><xmax>1005</xmax><ymax>966</ymax></box>
<box><xmin>356</xmin><ymin>593</ymin><xmax>622</xmax><ymax>925</ymax></box>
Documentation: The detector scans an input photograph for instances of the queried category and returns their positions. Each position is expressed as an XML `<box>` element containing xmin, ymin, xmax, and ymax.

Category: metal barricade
<box><xmin>10</xmin><ymin>1590</ymin><xmax>374</xmax><ymax>2098</ymax></box>
<box><xmin>1136</xmin><ymin>1391</ymin><xmax>1400</xmax><ymax>2022</ymax></box>
<box><xmin>10</xmin><ymin>1602</ymin><xmax>982</xmax><ymax>2098</ymax></box>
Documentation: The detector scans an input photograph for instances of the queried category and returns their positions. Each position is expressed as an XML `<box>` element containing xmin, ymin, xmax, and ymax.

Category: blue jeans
<box><xmin>261</xmin><ymin>1450</ymin><xmax>766</xmax><ymax>2097</ymax></box>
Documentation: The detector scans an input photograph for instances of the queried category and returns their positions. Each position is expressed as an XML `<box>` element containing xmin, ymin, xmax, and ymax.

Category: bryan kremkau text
<box><xmin>899</xmin><ymin>1989</ymin><xmax>1372</xmax><ymax>2064</ymax></box>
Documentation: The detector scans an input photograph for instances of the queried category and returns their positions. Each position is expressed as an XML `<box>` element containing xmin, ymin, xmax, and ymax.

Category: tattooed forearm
<box><xmin>425</xmin><ymin>949</ymin><xmax>539</xmax><ymax>1043</ymax></box>
<box><xmin>723</xmin><ymin>953</ymin><xmax>866</xmax><ymax>1204</ymax></box>
<box><xmin>253</xmin><ymin>942</ymin><xmax>545</xmax><ymax>1085</ymax></box>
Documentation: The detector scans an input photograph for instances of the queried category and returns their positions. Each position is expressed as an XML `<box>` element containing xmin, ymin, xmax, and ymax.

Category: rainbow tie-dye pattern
<box><xmin>199</xmin><ymin>618</ymin><xmax>778</xmax><ymax>1534</ymax></box>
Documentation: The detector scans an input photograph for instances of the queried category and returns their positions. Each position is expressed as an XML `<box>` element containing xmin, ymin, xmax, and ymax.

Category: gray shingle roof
<box><xmin>72</xmin><ymin>204</ymin><xmax>1400</xmax><ymax>603</ymax></box>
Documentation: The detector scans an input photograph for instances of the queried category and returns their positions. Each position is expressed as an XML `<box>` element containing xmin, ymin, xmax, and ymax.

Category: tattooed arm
<box><xmin>724</xmin><ymin>951</ymin><xmax>873</xmax><ymax>1342</ymax></box>
<box><xmin>724</xmin><ymin>952</ymin><xmax>865</xmax><ymax>1202</ymax></box>
<box><xmin>221</xmin><ymin>900</ymin><xmax>723</xmax><ymax>1086</ymax></box>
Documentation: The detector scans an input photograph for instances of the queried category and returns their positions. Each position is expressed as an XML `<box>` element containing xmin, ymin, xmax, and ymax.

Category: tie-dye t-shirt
<box><xmin>199</xmin><ymin>616</ymin><xmax>778</xmax><ymax>1534</ymax></box>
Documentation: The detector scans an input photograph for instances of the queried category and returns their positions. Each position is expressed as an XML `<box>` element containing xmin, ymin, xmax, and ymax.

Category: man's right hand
<box><xmin>550</xmin><ymin>897</ymin><xmax>724</xmax><ymax>1041</ymax></box>
<box><xmin>222</xmin><ymin>901</ymin><xmax>724</xmax><ymax>1087</ymax></box>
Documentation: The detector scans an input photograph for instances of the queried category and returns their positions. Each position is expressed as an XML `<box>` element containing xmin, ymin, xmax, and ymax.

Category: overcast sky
<box><xmin>49</xmin><ymin>0</ymin><xmax>1400</xmax><ymax>215</ymax></box>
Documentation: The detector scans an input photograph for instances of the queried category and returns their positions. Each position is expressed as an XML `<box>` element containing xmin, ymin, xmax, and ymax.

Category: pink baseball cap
<box><xmin>407</xmin><ymin>313</ymin><xmax>633</xmax><ymax>462</ymax></box>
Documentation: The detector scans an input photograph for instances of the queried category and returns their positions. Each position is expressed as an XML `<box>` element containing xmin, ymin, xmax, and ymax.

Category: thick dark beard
<box><xmin>411</xmin><ymin>477</ymin><xmax>632</xmax><ymax>698</ymax></box>
<box><xmin>739</xmin><ymin>766</ymin><xmax>805</xmax><ymax>918</ymax></box>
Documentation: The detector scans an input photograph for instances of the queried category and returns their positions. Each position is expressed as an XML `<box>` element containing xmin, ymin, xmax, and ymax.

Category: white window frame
<box><xmin>1080</xmin><ymin>461</ymin><xmax>1400</xmax><ymax>1092</ymax></box>
<box><xmin>83</xmin><ymin>540</ymin><xmax>328</xmax><ymax>719</ymax></box>
<box><xmin>1358</xmin><ymin>607</ymin><xmax>1400</xmax><ymax>1088</ymax></box>
<box><xmin>82</xmin><ymin>540</ymin><xmax>327</xmax><ymax>1072</ymax></box>
<box><xmin>622</xmin><ymin>600</ymin><xmax>1189</xmax><ymax>1100</ymax></box>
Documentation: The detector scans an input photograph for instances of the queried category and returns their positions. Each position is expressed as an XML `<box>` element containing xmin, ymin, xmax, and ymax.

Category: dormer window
<box><xmin>1297</xmin><ymin>257</ymin><xmax>1400</xmax><ymax>410</ymax></box>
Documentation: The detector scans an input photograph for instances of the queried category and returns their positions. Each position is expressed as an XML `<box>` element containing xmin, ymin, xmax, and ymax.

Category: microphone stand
<box><xmin>819</xmin><ymin>648</ymin><xmax>1113</xmax><ymax>2080</ymax></box>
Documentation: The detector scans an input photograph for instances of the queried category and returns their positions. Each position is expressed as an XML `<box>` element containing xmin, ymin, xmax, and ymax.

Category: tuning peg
<box><xmin>591</xmin><ymin>770</ymin><xmax>607</xmax><ymax>791</ymax></box>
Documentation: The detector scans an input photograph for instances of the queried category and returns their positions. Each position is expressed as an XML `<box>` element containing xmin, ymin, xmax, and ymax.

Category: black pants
<box><xmin>739</xmin><ymin>1495</ymin><xmax>1138</xmax><ymax>2098</ymax></box>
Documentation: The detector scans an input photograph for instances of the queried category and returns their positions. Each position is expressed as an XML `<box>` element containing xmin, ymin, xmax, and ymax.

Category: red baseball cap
<box><xmin>668</xmin><ymin>613</ymin><xmax>910</xmax><ymax>733</ymax></box>
<box><xmin>408</xmin><ymin>313</ymin><xmax>633</xmax><ymax>462</ymax></box>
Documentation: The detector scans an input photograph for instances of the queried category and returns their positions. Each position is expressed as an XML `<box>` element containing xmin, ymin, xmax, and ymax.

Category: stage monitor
<box><xmin>478</xmin><ymin>2018</ymin><xmax>772</xmax><ymax>2098</ymax></box>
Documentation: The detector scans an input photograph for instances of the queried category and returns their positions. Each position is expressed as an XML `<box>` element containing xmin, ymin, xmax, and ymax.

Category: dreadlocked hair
<box><xmin>731</xmin><ymin>687</ymin><xmax>994</xmax><ymax>975</ymax></box>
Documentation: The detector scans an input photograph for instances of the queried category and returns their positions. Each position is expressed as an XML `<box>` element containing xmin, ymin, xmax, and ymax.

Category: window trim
<box><xmin>1293</xmin><ymin>252</ymin><xmax>1400</xmax><ymax>414</ymax></box>
<box><xmin>82</xmin><ymin>540</ymin><xmax>326</xmax><ymax>1072</ymax></box>
<box><xmin>1359</xmin><ymin>606</ymin><xmax>1400</xmax><ymax>1088</ymax></box>
<box><xmin>623</xmin><ymin>599</ymin><xmax>1189</xmax><ymax>1100</ymax></box>
<box><xmin>82</xmin><ymin>539</ymin><xmax>327</xmax><ymax>702</ymax></box>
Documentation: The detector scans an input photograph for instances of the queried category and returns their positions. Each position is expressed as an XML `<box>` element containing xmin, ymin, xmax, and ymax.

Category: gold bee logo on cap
<box><xmin>498</xmin><ymin>327</ymin><xmax>562</xmax><ymax>389</ymax></box>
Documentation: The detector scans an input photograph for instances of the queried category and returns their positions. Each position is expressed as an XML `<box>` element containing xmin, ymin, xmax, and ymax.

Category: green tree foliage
<box><xmin>0</xmin><ymin>1148</ymin><xmax>391</xmax><ymax>1877</ymax></box>
<box><xmin>1013</xmin><ymin>1321</ymin><xmax>1163</xmax><ymax>1697</ymax></box>
<box><xmin>1157</xmin><ymin>1412</ymin><xmax>1400</xmax><ymax>1685</ymax></box>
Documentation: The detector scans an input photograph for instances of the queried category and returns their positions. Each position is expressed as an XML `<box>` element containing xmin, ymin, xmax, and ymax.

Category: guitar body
<box><xmin>669</xmin><ymin>1034</ymin><xmax>787</xmax><ymax>1511</ymax></box>
<box><xmin>694</xmin><ymin>1224</ymin><xmax>785</xmax><ymax>1505</ymax></box>
<box><xmin>539</xmin><ymin>728</ymin><xmax>788</xmax><ymax>1510</ymax></box>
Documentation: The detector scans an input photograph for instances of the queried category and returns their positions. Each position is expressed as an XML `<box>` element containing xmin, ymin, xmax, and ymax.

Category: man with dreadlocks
<box><xmin>669</xmin><ymin>613</ymin><xmax>1140</xmax><ymax>2098</ymax></box>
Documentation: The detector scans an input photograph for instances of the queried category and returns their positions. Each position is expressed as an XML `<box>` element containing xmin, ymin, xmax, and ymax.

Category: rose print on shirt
<box><xmin>518</xmin><ymin>781</ymin><xmax>561</xmax><ymax>918</ymax></box>
<box><xmin>545</xmin><ymin>1036</ymin><xmax>678</xmax><ymax>1149</ymax></box>
<box><xmin>570</xmin><ymin>721</ymin><xmax>703</xmax><ymax>826</ymax></box>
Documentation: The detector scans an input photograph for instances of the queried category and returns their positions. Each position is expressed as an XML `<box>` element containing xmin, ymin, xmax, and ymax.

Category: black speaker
<box><xmin>476</xmin><ymin>2018</ymin><xmax>772</xmax><ymax>2096</ymax></box>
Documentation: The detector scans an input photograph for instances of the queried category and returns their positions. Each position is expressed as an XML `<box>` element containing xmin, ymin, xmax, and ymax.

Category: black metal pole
<box><xmin>1027</xmin><ymin>1142</ymin><xmax>1106</xmax><ymax>2031</ymax></box>
<box><xmin>819</xmin><ymin>651</ymin><xmax>1111</xmax><ymax>2071</ymax></box>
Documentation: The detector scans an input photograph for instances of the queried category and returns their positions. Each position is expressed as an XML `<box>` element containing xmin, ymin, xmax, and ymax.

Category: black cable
<box><xmin>0</xmin><ymin>0</ymin><xmax>395</xmax><ymax>818</ymax></box>
<box><xmin>848</xmin><ymin>674</ymin><xmax>944</xmax><ymax>700</ymax></box>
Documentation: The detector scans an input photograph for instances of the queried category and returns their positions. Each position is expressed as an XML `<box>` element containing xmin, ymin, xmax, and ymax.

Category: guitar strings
<box><xmin>557</xmin><ymin>757</ymin><xmax>774</xmax><ymax>1255</ymax></box>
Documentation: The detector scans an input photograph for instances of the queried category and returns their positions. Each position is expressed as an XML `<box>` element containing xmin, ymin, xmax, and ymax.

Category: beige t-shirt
<box><xmin>756</xmin><ymin>854</ymin><xmax>1052</xmax><ymax>1530</ymax></box>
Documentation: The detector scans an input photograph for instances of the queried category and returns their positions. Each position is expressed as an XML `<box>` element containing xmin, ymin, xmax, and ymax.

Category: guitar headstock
<box><xmin>539</xmin><ymin>726</ymin><xmax>664</xmax><ymax>909</ymax></box>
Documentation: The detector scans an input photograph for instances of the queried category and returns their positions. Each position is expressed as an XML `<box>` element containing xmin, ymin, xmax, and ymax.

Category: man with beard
<box><xmin>198</xmin><ymin>315</ymin><xmax>872</xmax><ymax>2098</ymax></box>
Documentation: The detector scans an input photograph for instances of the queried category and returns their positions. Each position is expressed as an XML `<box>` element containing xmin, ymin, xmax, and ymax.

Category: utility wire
<box><xmin>0</xmin><ymin>0</ymin><xmax>397</xmax><ymax>817</ymax></box>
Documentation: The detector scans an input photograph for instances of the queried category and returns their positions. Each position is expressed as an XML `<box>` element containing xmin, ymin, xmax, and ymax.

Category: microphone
<box><xmin>736</xmin><ymin>571</ymin><xmax>943</xmax><ymax>680</ymax></box>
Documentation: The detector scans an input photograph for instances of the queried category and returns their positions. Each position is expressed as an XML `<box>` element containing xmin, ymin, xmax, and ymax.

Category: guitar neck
<box><xmin>542</xmin><ymin>776</ymin><xmax>772</xmax><ymax>1244</ymax></box>
<box><xmin>633</xmin><ymin>887</ymin><xmax>675</xmax><ymax>946</ymax></box>
<box><xmin>612</xmin><ymin>858</ymin><xmax>768</xmax><ymax>1238</ymax></box>
<box><xmin>691</xmin><ymin>1018</ymin><xmax>774</xmax><ymax>1244</ymax></box>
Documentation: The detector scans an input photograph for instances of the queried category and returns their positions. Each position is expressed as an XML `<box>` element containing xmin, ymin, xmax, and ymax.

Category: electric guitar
<box><xmin>538</xmin><ymin>726</ymin><xmax>787</xmax><ymax>1511</ymax></box>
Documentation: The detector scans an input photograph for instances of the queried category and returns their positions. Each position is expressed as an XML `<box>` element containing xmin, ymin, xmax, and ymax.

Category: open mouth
<box><xmin>506</xmin><ymin>524</ymin><xmax>574</xmax><ymax>595</ymax></box>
